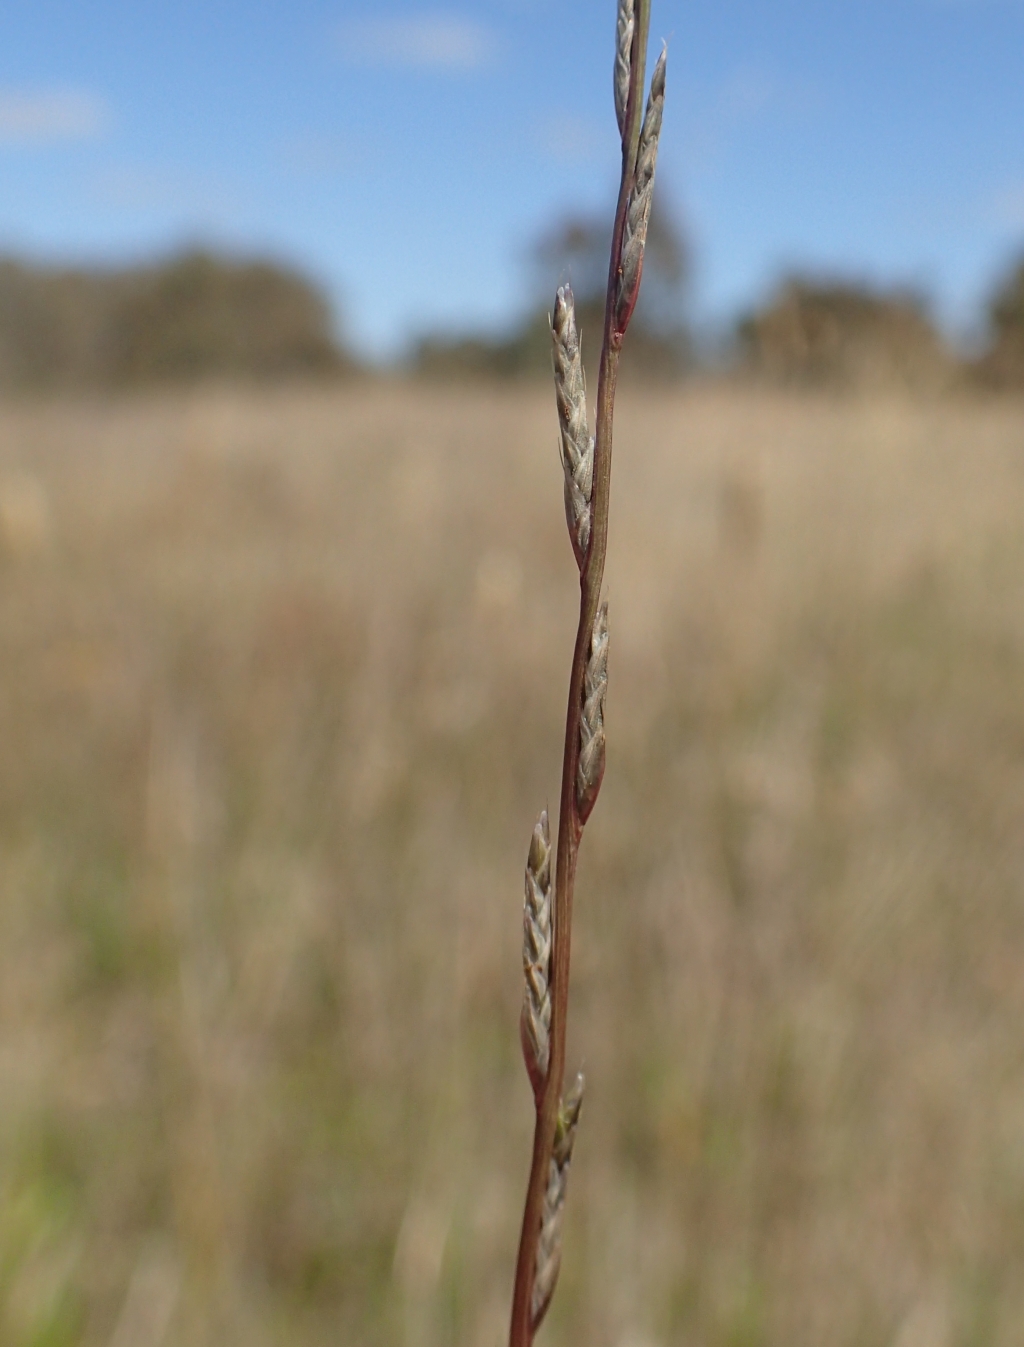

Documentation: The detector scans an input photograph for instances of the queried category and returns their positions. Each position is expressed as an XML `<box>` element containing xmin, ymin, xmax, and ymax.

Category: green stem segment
<box><xmin>508</xmin><ymin>4</ymin><xmax>651</xmax><ymax>1343</ymax></box>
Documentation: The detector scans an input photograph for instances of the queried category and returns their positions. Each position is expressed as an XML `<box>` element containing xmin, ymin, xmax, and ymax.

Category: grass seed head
<box><xmin>614</xmin><ymin>0</ymin><xmax>635</xmax><ymax>138</ymax></box>
<box><xmin>531</xmin><ymin>1073</ymin><xmax>585</xmax><ymax>1330</ymax></box>
<box><xmin>577</xmin><ymin>600</ymin><xmax>609</xmax><ymax>823</ymax></box>
<box><xmin>615</xmin><ymin>44</ymin><xmax>666</xmax><ymax>334</ymax></box>
<box><xmin>552</xmin><ymin>286</ymin><xmax>594</xmax><ymax>568</ymax></box>
<box><xmin>521</xmin><ymin>810</ymin><xmax>553</xmax><ymax>1099</ymax></box>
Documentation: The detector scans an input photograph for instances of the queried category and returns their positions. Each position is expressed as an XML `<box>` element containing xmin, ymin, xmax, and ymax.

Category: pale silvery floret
<box><xmin>616</xmin><ymin>45</ymin><xmax>666</xmax><ymax>332</ymax></box>
<box><xmin>577</xmin><ymin>600</ymin><xmax>609</xmax><ymax>823</ymax></box>
<box><xmin>614</xmin><ymin>0</ymin><xmax>635</xmax><ymax>138</ymax></box>
<box><xmin>520</xmin><ymin>810</ymin><xmax>553</xmax><ymax>1100</ymax></box>
<box><xmin>531</xmin><ymin>1074</ymin><xmax>585</xmax><ymax>1330</ymax></box>
<box><xmin>551</xmin><ymin>286</ymin><xmax>594</xmax><ymax>569</ymax></box>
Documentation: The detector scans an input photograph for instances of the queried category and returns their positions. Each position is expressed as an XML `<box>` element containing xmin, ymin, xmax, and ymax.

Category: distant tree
<box><xmin>526</xmin><ymin>192</ymin><xmax>691</xmax><ymax>379</ymax></box>
<box><xmin>0</xmin><ymin>261</ymin><xmax>111</xmax><ymax>388</ymax></box>
<box><xmin>108</xmin><ymin>252</ymin><xmax>345</xmax><ymax>382</ymax></box>
<box><xmin>413</xmin><ymin>312</ymin><xmax>552</xmax><ymax>381</ymax></box>
<box><xmin>413</xmin><ymin>192</ymin><xmax>691</xmax><ymax>381</ymax></box>
<box><xmin>736</xmin><ymin>278</ymin><xmax>954</xmax><ymax>391</ymax></box>
<box><xmin>975</xmin><ymin>256</ymin><xmax>1024</xmax><ymax>389</ymax></box>
<box><xmin>532</xmin><ymin>191</ymin><xmax>688</xmax><ymax>335</ymax></box>
<box><xmin>0</xmin><ymin>251</ymin><xmax>353</xmax><ymax>390</ymax></box>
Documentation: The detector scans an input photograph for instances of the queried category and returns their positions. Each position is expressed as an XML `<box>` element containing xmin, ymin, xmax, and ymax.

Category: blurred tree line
<box><xmin>976</xmin><ymin>257</ymin><xmax>1024</xmax><ymax>389</ymax></box>
<box><xmin>413</xmin><ymin>197</ymin><xmax>692</xmax><ymax>382</ymax></box>
<box><xmin>0</xmin><ymin>250</ymin><xmax>352</xmax><ymax>389</ymax></box>
<box><xmin>5</xmin><ymin>229</ymin><xmax>1024</xmax><ymax>392</ymax></box>
<box><xmin>413</xmin><ymin>192</ymin><xmax>1024</xmax><ymax>393</ymax></box>
<box><xmin>734</xmin><ymin>262</ymin><xmax>1024</xmax><ymax>393</ymax></box>
<box><xmin>734</xmin><ymin>280</ymin><xmax>955</xmax><ymax>392</ymax></box>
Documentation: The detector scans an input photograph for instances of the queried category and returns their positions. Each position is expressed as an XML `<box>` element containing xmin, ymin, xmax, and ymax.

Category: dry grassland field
<box><xmin>4</xmin><ymin>379</ymin><xmax>1024</xmax><ymax>1347</ymax></box>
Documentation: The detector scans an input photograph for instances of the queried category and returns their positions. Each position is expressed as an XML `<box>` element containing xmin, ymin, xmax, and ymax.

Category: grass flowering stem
<box><xmin>507</xmin><ymin>3</ymin><xmax>653</xmax><ymax>1343</ymax></box>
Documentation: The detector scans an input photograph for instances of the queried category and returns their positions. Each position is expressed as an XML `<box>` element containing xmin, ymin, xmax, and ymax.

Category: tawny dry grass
<box><xmin>2</xmin><ymin>380</ymin><xmax>1024</xmax><ymax>1346</ymax></box>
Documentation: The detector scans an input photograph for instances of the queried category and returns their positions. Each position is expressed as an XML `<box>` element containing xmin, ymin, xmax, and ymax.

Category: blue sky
<box><xmin>1</xmin><ymin>1</ymin><xmax>1023</xmax><ymax>358</ymax></box>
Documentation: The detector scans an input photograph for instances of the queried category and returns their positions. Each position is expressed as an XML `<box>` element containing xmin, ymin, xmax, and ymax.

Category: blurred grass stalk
<box><xmin>509</xmin><ymin>4</ymin><xmax>666</xmax><ymax>1340</ymax></box>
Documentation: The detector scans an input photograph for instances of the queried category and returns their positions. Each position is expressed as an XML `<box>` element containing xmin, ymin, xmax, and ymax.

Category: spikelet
<box><xmin>520</xmin><ymin>811</ymin><xmax>552</xmax><ymax>1102</ymax></box>
<box><xmin>577</xmin><ymin>601</ymin><xmax>608</xmax><ymax>823</ymax></box>
<box><xmin>614</xmin><ymin>0</ymin><xmax>635</xmax><ymax>139</ymax></box>
<box><xmin>531</xmin><ymin>1074</ymin><xmax>585</xmax><ymax>1331</ymax></box>
<box><xmin>552</xmin><ymin>286</ymin><xmax>594</xmax><ymax>569</ymax></box>
<box><xmin>615</xmin><ymin>45</ymin><xmax>666</xmax><ymax>334</ymax></box>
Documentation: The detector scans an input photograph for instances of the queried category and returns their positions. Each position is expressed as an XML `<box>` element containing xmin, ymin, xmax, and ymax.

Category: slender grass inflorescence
<box><xmin>616</xmin><ymin>46</ymin><xmax>666</xmax><ymax>335</ymax></box>
<box><xmin>552</xmin><ymin>287</ymin><xmax>595</xmax><ymax>568</ymax></box>
<box><xmin>577</xmin><ymin>601</ymin><xmax>609</xmax><ymax>825</ymax></box>
<box><xmin>614</xmin><ymin>0</ymin><xmax>635</xmax><ymax>138</ymax></box>
<box><xmin>530</xmin><ymin>1074</ymin><xmax>585</xmax><ymax>1329</ymax></box>
<box><xmin>508</xmin><ymin>3</ymin><xmax>665</xmax><ymax>1343</ymax></box>
<box><xmin>520</xmin><ymin>811</ymin><xmax>553</xmax><ymax>1103</ymax></box>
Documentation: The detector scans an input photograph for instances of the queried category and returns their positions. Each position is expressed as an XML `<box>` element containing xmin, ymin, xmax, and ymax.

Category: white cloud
<box><xmin>0</xmin><ymin>89</ymin><xmax>110</xmax><ymax>145</ymax></box>
<box><xmin>339</xmin><ymin>14</ymin><xmax>496</xmax><ymax>70</ymax></box>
